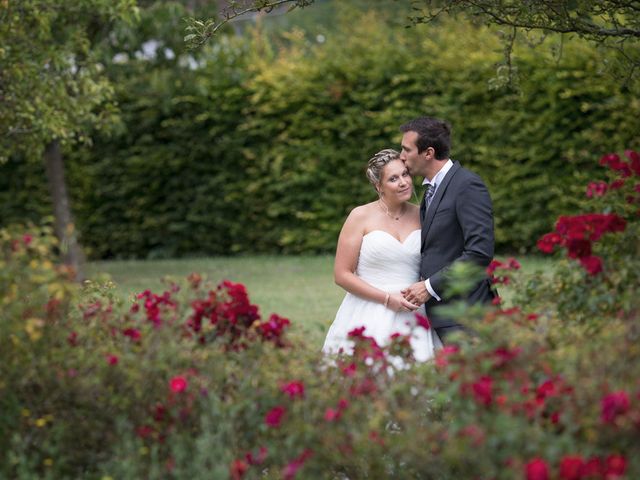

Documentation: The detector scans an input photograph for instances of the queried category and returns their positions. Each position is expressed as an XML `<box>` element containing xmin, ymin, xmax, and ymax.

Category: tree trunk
<box><xmin>43</xmin><ymin>139</ymin><xmax>85</xmax><ymax>282</ymax></box>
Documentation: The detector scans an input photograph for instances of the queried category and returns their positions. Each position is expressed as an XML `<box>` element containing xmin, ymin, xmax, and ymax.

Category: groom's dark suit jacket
<box><xmin>420</xmin><ymin>161</ymin><xmax>496</xmax><ymax>331</ymax></box>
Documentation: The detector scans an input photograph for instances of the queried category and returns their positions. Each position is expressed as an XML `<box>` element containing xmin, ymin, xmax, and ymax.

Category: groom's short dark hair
<box><xmin>400</xmin><ymin>117</ymin><xmax>451</xmax><ymax>160</ymax></box>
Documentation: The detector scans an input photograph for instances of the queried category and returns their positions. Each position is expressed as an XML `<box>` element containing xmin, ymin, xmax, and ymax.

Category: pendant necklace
<box><xmin>378</xmin><ymin>199</ymin><xmax>406</xmax><ymax>221</ymax></box>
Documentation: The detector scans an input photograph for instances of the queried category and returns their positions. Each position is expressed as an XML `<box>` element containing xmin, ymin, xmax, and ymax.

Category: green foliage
<box><xmin>1</xmin><ymin>165</ymin><xmax>639</xmax><ymax>477</ymax></box>
<box><xmin>1</xmin><ymin>7</ymin><xmax>639</xmax><ymax>257</ymax></box>
<box><xmin>0</xmin><ymin>0</ymin><xmax>138</xmax><ymax>162</ymax></box>
<box><xmin>513</xmin><ymin>151</ymin><xmax>640</xmax><ymax>327</ymax></box>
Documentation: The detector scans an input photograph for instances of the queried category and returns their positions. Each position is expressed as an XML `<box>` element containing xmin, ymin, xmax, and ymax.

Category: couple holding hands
<box><xmin>323</xmin><ymin>116</ymin><xmax>496</xmax><ymax>361</ymax></box>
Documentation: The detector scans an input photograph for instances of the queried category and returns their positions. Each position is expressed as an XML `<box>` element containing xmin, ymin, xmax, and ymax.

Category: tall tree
<box><xmin>0</xmin><ymin>0</ymin><xmax>137</xmax><ymax>279</ymax></box>
<box><xmin>185</xmin><ymin>0</ymin><xmax>640</xmax><ymax>81</ymax></box>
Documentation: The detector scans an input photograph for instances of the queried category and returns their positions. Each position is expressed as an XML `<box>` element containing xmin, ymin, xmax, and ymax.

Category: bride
<box><xmin>322</xmin><ymin>149</ymin><xmax>440</xmax><ymax>362</ymax></box>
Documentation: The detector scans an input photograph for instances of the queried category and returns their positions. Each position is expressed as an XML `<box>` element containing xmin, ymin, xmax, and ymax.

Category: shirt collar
<box><xmin>422</xmin><ymin>159</ymin><xmax>454</xmax><ymax>186</ymax></box>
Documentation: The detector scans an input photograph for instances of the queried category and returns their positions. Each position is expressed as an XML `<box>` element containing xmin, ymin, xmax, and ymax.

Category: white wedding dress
<box><xmin>322</xmin><ymin>229</ymin><xmax>439</xmax><ymax>362</ymax></box>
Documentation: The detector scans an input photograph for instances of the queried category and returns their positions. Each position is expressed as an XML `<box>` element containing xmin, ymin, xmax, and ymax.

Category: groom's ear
<box><xmin>423</xmin><ymin>147</ymin><xmax>436</xmax><ymax>158</ymax></box>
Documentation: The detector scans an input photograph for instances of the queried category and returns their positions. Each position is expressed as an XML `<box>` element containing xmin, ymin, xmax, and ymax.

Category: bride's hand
<box><xmin>387</xmin><ymin>293</ymin><xmax>420</xmax><ymax>312</ymax></box>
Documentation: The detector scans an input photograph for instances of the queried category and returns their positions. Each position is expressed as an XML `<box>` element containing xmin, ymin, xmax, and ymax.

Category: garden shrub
<box><xmin>1</xmin><ymin>8</ymin><xmax>639</xmax><ymax>258</ymax></box>
<box><xmin>1</xmin><ymin>149</ymin><xmax>639</xmax><ymax>479</ymax></box>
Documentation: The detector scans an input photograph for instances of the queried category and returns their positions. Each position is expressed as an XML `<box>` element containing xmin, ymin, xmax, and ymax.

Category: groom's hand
<box><xmin>402</xmin><ymin>282</ymin><xmax>431</xmax><ymax>305</ymax></box>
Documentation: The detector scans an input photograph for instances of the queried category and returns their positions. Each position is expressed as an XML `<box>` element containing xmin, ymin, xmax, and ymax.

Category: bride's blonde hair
<box><xmin>366</xmin><ymin>148</ymin><xmax>401</xmax><ymax>192</ymax></box>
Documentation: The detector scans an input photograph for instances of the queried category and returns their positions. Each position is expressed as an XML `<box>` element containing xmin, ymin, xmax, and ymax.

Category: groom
<box><xmin>399</xmin><ymin>116</ymin><xmax>496</xmax><ymax>343</ymax></box>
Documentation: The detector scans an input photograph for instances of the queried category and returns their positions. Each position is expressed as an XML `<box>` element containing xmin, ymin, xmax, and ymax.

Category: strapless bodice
<box><xmin>356</xmin><ymin>229</ymin><xmax>421</xmax><ymax>291</ymax></box>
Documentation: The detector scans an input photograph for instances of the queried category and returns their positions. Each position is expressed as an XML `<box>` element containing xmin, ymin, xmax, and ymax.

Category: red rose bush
<box><xmin>1</xmin><ymin>150</ymin><xmax>639</xmax><ymax>479</ymax></box>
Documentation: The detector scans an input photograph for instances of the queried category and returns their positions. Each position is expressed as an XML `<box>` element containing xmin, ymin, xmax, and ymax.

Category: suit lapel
<box><xmin>421</xmin><ymin>161</ymin><xmax>461</xmax><ymax>250</ymax></box>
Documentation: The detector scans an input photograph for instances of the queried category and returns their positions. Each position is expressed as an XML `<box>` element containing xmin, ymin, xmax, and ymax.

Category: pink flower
<box><xmin>586</xmin><ymin>181</ymin><xmax>608</xmax><ymax>198</ymax></box>
<box><xmin>601</xmin><ymin>391</ymin><xmax>630</xmax><ymax>423</ymax></box>
<box><xmin>324</xmin><ymin>408</ymin><xmax>340</xmax><ymax>421</ymax></box>
<box><xmin>558</xmin><ymin>455</ymin><xmax>584</xmax><ymax>480</ymax></box>
<box><xmin>265</xmin><ymin>406</ymin><xmax>285</xmax><ymax>427</ymax></box>
<box><xmin>507</xmin><ymin>257</ymin><xmax>521</xmax><ymax>269</ymax></box>
<box><xmin>435</xmin><ymin>345</ymin><xmax>460</xmax><ymax>368</ymax></box>
<box><xmin>460</xmin><ymin>424</ymin><xmax>485</xmax><ymax>446</ymax></box>
<box><xmin>169</xmin><ymin>375</ymin><xmax>188</xmax><ymax>393</ymax></box>
<box><xmin>342</xmin><ymin>362</ymin><xmax>357</xmax><ymax>377</ymax></box>
<box><xmin>22</xmin><ymin>234</ymin><xmax>33</xmax><ymax>246</ymax></box>
<box><xmin>526</xmin><ymin>458</ymin><xmax>550</xmax><ymax>480</ymax></box>
<box><xmin>106</xmin><ymin>354</ymin><xmax>119</xmax><ymax>365</ymax></box>
<box><xmin>493</xmin><ymin>346</ymin><xmax>521</xmax><ymax>367</ymax></box>
<box><xmin>280</xmin><ymin>381</ymin><xmax>305</xmax><ymax>399</ymax></box>
<box><xmin>245</xmin><ymin>446</ymin><xmax>268</xmax><ymax>466</ymax></box>
<box><xmin>283</xmin><ymin>449</ymin><xmax>313</xmax><ymax>480</ymax></box>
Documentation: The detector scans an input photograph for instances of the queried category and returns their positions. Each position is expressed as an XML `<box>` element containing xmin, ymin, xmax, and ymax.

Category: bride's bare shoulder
<box><xmin>347</xmin><ymin>202</ymin><xmax>378</xmax><ymax>218</ymax></box>
<box><xmin>343</xmin><ymin>202</ymin><xmax>377</xmax><ymax>228</ymax></box>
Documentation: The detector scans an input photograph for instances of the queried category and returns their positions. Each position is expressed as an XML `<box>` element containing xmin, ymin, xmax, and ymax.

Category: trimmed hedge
<box><xmin>2</xmin><ymin>9</ymin><xmax>639</xmax><ymax>258</ymax></box>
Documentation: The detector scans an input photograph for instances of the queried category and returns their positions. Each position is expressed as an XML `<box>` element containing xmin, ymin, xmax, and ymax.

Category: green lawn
<box><xmin>86</xmin><ymin>255</ymin><xmax>550</xmax><ymax>348</ymax></box>
<box><xmin>86</xmin><ymin>255</ymin><xmax>344</xmax><ymax>345</ymax></box>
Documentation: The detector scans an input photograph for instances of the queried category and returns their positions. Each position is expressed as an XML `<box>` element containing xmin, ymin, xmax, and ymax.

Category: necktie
<box><xmin>421</xmin><ymin>183</ymin><xmax>435</xmax><ymax>220</ymax></box>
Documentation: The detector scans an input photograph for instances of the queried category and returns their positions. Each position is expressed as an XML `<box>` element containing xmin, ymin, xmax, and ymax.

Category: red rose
<box><xmin>280</xmin><ymin>381</ymin><xmax>305</xmax><ymax>399</ymax></box>
<box><xmin>106</xmin><ymin>354</ymin><xmax>119</xmax><ymax>365</ymax></box>
<box><xmin>123</xmin><ymin>327</ymin><xmax>142</xmax><ymax>342</ymax></box>
<box><xmin>348</xmin><ymin>326</ymin><xmax>366</xmax><ymax>337</ymax></box>
<box><xmin>460</xmin><ymin>424</ymin><xmax>485</xmax><ymax>446</ymax></box>
<box><xmin>265</xmin><ymin>406</ymin><xmax>286</xmax><ymax>427</ymax></box>
<box><xmin>601</xmin><ymin>391</ymin><xmax>630</xmax><ymax>423</ymax></box>
<box><xmin>169</xmin><ymin>375</ymin><xmax>188</xmax><ymax>393</ymax></box>
<box><xmin>526</xmin><ymin>458</ymin><xmax>550</xmax><ymax>480</ymax></box>
<box><xmin>599</xmin><ymin>153</ymin><xmax>620</xmax><ymax>167</ymax></box>
<box><xmin>610</xmin><ymin>179</ymin><xmax>625</xmax><ymax>190</ymax></box>
<box><xmin>581</xmin><ymin>456</ymin><xmax>603</xmax><ymax>477</ymax></box>
<box><xmin>566</xmin><ymin>238</ymin><xmax>592</xmax><ymax>259</ymax></box>
<box><xmin>626</xmin><ymin>149</ymin><xmax>640</xmax><ymax>176</ymax></box>
<box><xmin>559</xmin><ymin>455</ymin><xmax>584</xmax><ymax>480</ymax></box>
<box><xmin>415</xmin><ymin>313</ymin><xmax>431</xmax><ymax>330</ymax></box>
<box><xmin>537</xmin><ymin>232</ymin><xmax>563</xmax><ymax>253</ymax></box>
<box><xmin>487</xmin><ymin>259</ymin><xmax>503</xmax><ymax>275</ymax></box>
<box><xmin>67</xmin><ymin>331</ymin><xmax>78</xmax><ymax>347</ymax></box>
<box><xmin>245</xmin><ymin>446</ymin><xmax>268</xmax><ymax>466</ymax></box>
<box><xmin>229</xmin><ymin>459</ymin><xmax>248</xmax><ymax>480</ymax></box>
<box><xmin>579</xmin><ymin>255</ymin><xmax>603</xmax><ymax>276</ymax></box>
<box><xmin>605</xmin><ymin>454</ymin><xmax>626</xmax><ymax>478</ymax></box>
<box><xmin>471</xmin><ymin>376</ymin><xmax>493</xmax><ymax>406</ymax></box>
<box><xmin>507</xmin><ymin>257</ymin><xmax>521</xmax><ymax>269</ymax></box>
<box><xmin>435</xmin><ymin>345</ymin><xmax>460</xmax><ymax>368</ymax></box>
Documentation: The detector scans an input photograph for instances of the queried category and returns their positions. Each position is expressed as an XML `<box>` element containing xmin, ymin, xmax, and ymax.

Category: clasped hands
<box><xmin>387</xmin><ymin>281</ymin><xmax>432</xmax><ymax>312</ymax></box>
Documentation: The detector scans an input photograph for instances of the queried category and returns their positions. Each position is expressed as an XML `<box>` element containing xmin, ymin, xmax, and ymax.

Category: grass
<box><xmin>86</xmin><ymin>254</ymin><xmax>551</xmax><ymax>348</ymax></box>
<box><xmin>86</xmin><ymin>255</ymin><xmax>345</xmax><ymax>346</ymax></box>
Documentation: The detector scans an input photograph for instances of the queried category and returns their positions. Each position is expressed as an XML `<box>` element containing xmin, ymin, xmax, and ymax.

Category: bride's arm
<box><xmin>334</xmin><ymin>208</ymin><xmax>418</xmax><ymax>312</ymax></box>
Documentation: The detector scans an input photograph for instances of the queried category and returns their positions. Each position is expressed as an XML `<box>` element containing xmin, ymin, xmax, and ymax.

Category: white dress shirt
<box><xmin>422</xmin><ymin>159</ymin><xmax>454</xmax><ymax>302</ymax></box>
